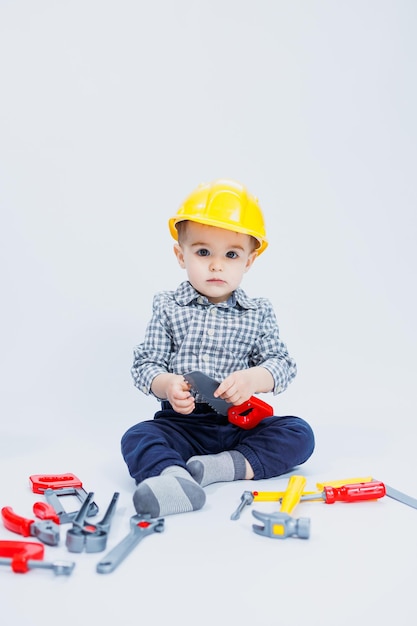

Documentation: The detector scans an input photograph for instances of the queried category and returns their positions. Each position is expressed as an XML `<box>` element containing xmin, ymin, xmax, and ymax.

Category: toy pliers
<box><xmin>1</xmin><ymin>505</ymin><xmax>60</xmax><ymax>546</ymax></box>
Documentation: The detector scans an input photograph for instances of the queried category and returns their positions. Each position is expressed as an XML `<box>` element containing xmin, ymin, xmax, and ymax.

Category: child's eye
<box><xmin>226</xmin><ymin>251</ymin><xmax>238</xmax><ymax>259</ymax></box>
<box><xmin>196</xmin><ymin>248</ymin><xmax>210</xmax><ymax>257</ymax></box>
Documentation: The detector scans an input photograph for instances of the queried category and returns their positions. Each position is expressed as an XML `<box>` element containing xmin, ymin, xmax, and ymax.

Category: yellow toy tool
<box><xmin>279</xmin><ymin>475</ymin><xmax>308</xmax><ymax>514</ymax></box>
<box><xmin>252</xmin><ymin>475</ymin><xmax>311</xmax><ymax>539</ymax></box>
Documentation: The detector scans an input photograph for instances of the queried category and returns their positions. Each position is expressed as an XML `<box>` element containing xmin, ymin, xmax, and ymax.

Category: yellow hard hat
<box><xmin>169</xmin><ymin>179</ymin><xmax>268</xmax><ymax>256</ymax></box>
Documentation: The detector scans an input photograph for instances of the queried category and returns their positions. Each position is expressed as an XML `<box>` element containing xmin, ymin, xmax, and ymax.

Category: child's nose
<box><xmin>209</xmin><ymin>257</ymin><xmax>222</xmax><ymax>271</ymax></box>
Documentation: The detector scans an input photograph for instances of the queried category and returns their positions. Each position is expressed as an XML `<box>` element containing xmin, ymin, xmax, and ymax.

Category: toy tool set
<box><xmin>1</xmin><ymin>471</ymin><xmax>416</xmax><ymax>576</ymax></box>
<box><xmin>0</xmin><ymin>473</ymin><xmax>163</xmax><ymax>576</ymax></box>
<box><xmin>230</xmin><ymin>474</ymin><xmax>417</xmax><ymax>540</ymax></box>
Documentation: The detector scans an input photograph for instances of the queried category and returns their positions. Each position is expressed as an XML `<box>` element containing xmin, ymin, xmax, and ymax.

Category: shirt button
<box><xmin>210</xmin><ymin>308</ymin><xmax>217</xmax><ymax>316</ymax></box>
<box><xmin>207</xmin><ymin>329</ymin><xmax>215</xmax><ymax>336</ymax></box>
<box><xmin>198</xmin><ymin>296</ymin><xmax>204</xmax><ymax>304</ymax></box>
<box><xmin>141</xmin><ymin>385</ymin><xmax>148</xmax><ymax>394</ymax></box>
<box><xmin>202</xmin><ymin>354</ymin><xmax>209</xmax><ymax>362</ymax></box>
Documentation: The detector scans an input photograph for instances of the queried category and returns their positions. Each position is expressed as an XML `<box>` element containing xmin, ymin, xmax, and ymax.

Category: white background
<box><xmin>1</xmin><ymin>2</ymin><xmax>416</xmax><ymax>625</ymax></box>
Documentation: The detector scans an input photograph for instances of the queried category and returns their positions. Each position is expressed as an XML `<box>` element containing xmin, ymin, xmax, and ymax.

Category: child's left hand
<box><xmin>213</xmin><ymin>367</ymin><xmax>274</xmax><ymax>405</ymax></box>
<box><xmin>213</xmin><ymin>369</ymin><xmax>255</xmax><ymax>406</ymax></box>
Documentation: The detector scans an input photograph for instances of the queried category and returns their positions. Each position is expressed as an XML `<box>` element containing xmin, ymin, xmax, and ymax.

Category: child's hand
<box><xmin>166</xmin><ymin>375</ymin><xmax>196</xmax><ymax>414</ymax></box>
<box><xmin>213</xmin><ymin>369</ymin><xmax>255</xmax><ymax>406</ymax></box>
<box><xmin>214</xmin><ymin>367</ymin><xmax>274</xmax><ymax>405</ymax></box>
<box><xmin>151</xmin><ymin>373</ymin><xmax>195</xmax><ymax>414</ymax></box>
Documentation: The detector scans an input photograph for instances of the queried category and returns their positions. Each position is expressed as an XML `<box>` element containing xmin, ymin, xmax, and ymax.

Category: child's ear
<box><xmin>244</xmin><ymin>250</ymin><xmax>257</xmax><ymax>273</ymax></box>
<box><xmin>173</xmin><ymin>243</ymin><xmax>186</xmax><ymax>268</ymax></box>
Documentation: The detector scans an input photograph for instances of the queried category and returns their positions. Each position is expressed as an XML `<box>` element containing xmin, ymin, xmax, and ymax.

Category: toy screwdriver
<box><xmin>249</xmin><ymin>477</ymin><xmax>376</xmax><ymax>502</ymax></box>
<box><xmin>300</xmin><ymin>481</ymin><xmax>386</xmax><ymax>504</ymax></box>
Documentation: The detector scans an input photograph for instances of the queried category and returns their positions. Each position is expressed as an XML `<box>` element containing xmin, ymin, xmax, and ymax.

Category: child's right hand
<box><xmin>151</xmin><ymin>373</ymin><xmax>195</xmax><ymax>413</ymax></box>
<box><xmin>167</xmin><ymin>375</ymin><xmax>196</xmax><ymax>414</ymax></box>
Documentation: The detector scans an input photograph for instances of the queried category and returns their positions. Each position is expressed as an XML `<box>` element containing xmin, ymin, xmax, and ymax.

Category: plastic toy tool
<box><xmin>300</xmin><ymin>481</ymin><xmax>386</xmax><ymax>504</ymax></box>
<box><xmin>184</xmin><ymin>371</ymin><xmax>273</xmax><ymax>429</ymax></box>
<box><xmin>316</xmin><ymin>476</ymin><xmax>417</xmax><ymax>510</ymax></box>
<box><xmin>66</xmin><ymin>492</ymin><xmax>119</xmax><ymax>553</ymax></box>
<box><xmin>29</xmin><ymin>473</ymin><xmax>99</xmax><ymax>523</ymax></box>
<box><xmin>0</xmin><ymin>541</ymin><xmax>75</xmax><ymax>575</ymax></box>
<box><xmin>96</xmin><ymin>514</ymin><xmax>164</xmax><ymax>574</ymax></box>
<box><xmin>252</xmin><ymin>475</ymin><xmax>311</xmax><ymax>540</ymax></box>
<box><xmin>1</xmin><ymin>506</ymin><xmax>60</xmax><ymax>546</ymax></box>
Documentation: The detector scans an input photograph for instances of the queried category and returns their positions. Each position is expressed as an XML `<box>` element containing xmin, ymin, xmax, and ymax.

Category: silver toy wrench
<box><xmin>96</xmin><ymin>514</ymin><xmax>164</xmax><ymax>574</ymax></box>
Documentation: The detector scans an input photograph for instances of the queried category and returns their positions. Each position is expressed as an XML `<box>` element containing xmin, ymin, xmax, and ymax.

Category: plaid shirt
<box><xmin>131</xmin><ymin>281</ymin><xmax>297</xmax><ymax>401</ymax></box>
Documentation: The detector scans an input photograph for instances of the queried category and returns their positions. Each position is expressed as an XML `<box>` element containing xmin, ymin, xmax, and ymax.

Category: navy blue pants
<box><xmin>121</xmin><ymin>402</ymin><xmax>315</xmax><ymax>484</ymax></box>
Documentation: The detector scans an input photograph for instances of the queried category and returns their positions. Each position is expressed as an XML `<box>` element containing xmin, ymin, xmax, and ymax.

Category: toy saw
<box><xmin>184</xmin><ymin>371</ymin><xmax>273</xmax><ymax>429</ymax></box>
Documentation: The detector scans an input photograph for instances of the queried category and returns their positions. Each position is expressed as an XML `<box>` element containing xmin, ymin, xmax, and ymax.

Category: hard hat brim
<box><xmin>168</xmin><ymin>216</ymin><xmax>268</xmax><ymax>256</ymax></box>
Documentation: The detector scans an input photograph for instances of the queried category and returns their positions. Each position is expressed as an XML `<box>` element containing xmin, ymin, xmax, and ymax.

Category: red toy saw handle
<box><xmin>228</xmin><ymin>397</ymin><xmax>274</xmax><ymax>429</ymax></box>
<box><xmin>29</xmin><ymin>473</ymin><xmax>83</xmax><ymax>494</ymax></box>
<box><xmin>1</xmin><ymin>507</ymin><xmax>33</xmax><ymax>537</ymax></box>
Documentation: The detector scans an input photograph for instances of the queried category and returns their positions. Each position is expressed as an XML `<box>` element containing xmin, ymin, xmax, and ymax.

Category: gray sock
<box><xmin>186</xmin><ymin>451</ymin><xmax>247</xmax><ymax>487</ymax></box>
<box><xmin>133</xmin><ymin>466</ymin><xmax>206</xmax><ymax>517</ymax></box>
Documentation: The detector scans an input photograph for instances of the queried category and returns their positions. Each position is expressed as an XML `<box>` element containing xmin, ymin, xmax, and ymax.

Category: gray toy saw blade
<box><xmin>377</xmin><ymin>481</ymin><xmax>417</xmax><ymax>510</ymax></box>
<box><xmin>184</xmin><ymin>371</ymin><xmax>230</xmax><ymax>416</ymax></box>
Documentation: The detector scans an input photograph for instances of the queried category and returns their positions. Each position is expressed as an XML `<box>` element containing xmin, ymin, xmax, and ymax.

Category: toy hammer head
<box><xmin>252</xmin><ymin>510</ymin><xmax>310</xmax><ymax>539</ymax></box>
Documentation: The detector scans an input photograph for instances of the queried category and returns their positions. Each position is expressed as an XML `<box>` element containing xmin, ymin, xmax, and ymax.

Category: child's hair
<box><xmin>175</xmin><ymin>220</ymin><xmax>259</xmax><ymax>252</ymax></box>
<box><xmin>175</xmin><ymin>220</ymin><xmax>188</xmax><ymax>244</ymax></box>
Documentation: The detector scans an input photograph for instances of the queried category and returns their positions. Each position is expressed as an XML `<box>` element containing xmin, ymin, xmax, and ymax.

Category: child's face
<box><xmin>173</xmin><ymin>221</ymin><xmax>257</xmax><ymax>303</ymax></box>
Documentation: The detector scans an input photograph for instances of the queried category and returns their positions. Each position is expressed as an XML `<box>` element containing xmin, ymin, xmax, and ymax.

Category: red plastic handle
<box><xmin>1</xmin><ymin>507</ymin><xmax>33</xmax><ymax>537</ymax></box>
<box><xmin>323</xmin><ymin>481</ymin><xmax>386</xmax><ymax>504</ymax></box>
<box><xmin>0</xmin><ymin>540</ymin><xmax>44</xmax><ymax>573</ymax></box>
<box><xmin>228</xmin><ymin>397</ymin><xmax>273</xmax><ymax>429</ymax></box>
<box><xmin>33</xmin><ymin>502</ymin><xmax>60</xmax><ymax>524</ymax></box>
<box><xmin>29</xmin><ymin>473</ymin><xmax>83</xmax><ymax>494</ymax></box>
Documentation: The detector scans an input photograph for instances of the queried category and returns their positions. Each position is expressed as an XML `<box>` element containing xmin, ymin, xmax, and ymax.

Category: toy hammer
<box><xmin>252</xmin><ymin>475</ymin><xmax>311</xmax><ymax>539</ymax></box>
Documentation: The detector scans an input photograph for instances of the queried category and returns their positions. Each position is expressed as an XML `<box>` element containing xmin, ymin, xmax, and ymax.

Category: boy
<box><xmin>121</xmin><ymin>179</ymin><xmax>314</xmax><ymax>517</ymax></box>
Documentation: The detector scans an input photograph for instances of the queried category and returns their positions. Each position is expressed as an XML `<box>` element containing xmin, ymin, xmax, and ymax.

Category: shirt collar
<box><xmin>174</xmin><ymin>281</ymin><xmax>257</xmax><ymax>310</ymax></box>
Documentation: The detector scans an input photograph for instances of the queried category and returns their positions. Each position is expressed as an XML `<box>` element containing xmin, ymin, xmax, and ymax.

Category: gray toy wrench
<box><xmin>96</xmin><ymin>514</ymin><xmax>165</xmax><ymax>574</ymax></box>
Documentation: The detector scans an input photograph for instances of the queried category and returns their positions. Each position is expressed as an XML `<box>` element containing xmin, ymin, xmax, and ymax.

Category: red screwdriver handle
<box><xmin>228</xmin><ymin>397</ymin><xmax>273</xmax><ymax>429</ymax></box>
<box><xmin>323</xmin><ymin>481</ymin><xmax>386</xmax><ymax>504</ymax></box>
<box><xmin>1</xmin><ymin>507</ymin><xmax>34</xmax><ymax>537</ymax></box>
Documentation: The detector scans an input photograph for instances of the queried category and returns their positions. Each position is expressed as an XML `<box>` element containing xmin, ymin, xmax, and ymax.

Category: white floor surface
<box><xmin>1</xmin><ymin>411</ymin><xmax>417</xmax><ymax>626</ymax></box>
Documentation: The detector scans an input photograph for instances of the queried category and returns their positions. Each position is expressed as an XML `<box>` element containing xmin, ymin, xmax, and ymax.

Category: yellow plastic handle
<box><xmin>252</xmin><ymin>490</ymin><xmax>317</xmax><ymax>501</ymax></box>
<box><xmin>252</xmin><ymin>491</ymin><xmax>285</xmax><ymax>501</ymax></box>
<box><xmin>316</xmin><ymin>476</ymin><xmax>373</xmax><ymax>490</ymax></box>
<box><xmin>280</xmin><ymin>475</ymin><xmax>307</xmax><ymax>514</ymax></box>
